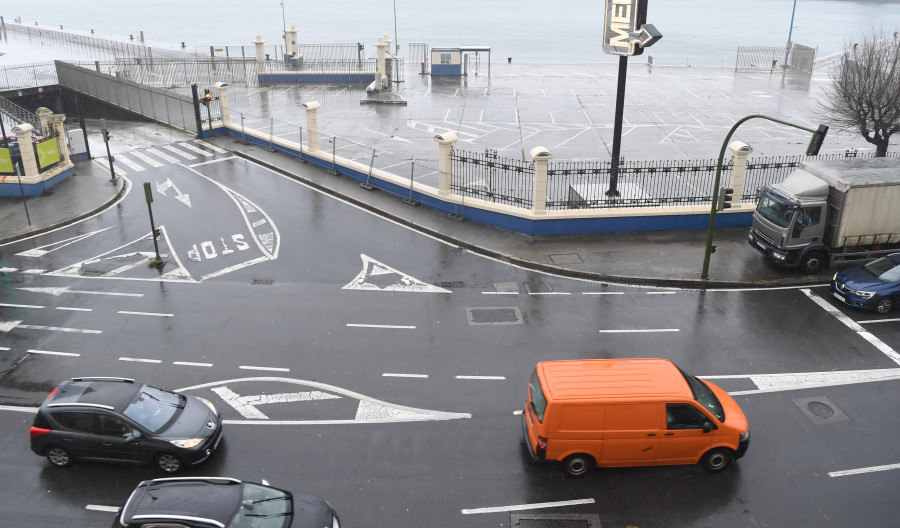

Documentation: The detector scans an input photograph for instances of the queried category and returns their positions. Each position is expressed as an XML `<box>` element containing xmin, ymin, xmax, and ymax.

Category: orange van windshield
<box><xmin>679</xmin><ymin>368</ymin><xmax>725</xmax><ymax>422</ymax></box>
<box><xmin>529</xmin><ymin>370</ymin><xmax>547</xmax><ymax>422</ymax></box>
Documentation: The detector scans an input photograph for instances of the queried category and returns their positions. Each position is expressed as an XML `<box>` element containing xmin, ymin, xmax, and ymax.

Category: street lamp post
<box><xmin>785</xmin><ymin>0</ymin><xmax>798</xmax><ymax>64</ymax></box>
<box><xmin>700</xmin><ymin>114</ymin><xmax>828</xmax><ymax>280</ymax></box>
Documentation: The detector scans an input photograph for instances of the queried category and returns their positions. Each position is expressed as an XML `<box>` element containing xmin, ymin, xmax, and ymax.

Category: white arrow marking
<box><xmin>17</xmin><ymin>287</ymin><xmax>143</xmax><ymax>297</ymax></box>
<box><xmin>343</xmin><ymin>254</ymin><xmax>451</xmax><ymax>293</ymax></box>
<box><xmin>211</xmin><ymin>386</ymin><xmax>341</xmax><ymax>419</ymax></box>
<box><xmin>702</xmin><ymin>368</ymin><xmax>900</xmax><ymax>396</ymax></box>
<box><xmin>156</xmin><ymin>178</ymin><xmax>192</xmax><ymax>207</ymax></box>
<box><xmin>0</xmin><ymin>320</ymin><xmax>23</xmax><ymax>332</ymax></box>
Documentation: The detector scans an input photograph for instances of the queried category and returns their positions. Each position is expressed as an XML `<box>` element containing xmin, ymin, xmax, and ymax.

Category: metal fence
<box><xmin>0</xmin><ymin>61</ymin><xmax>58</xmax><ymax>90</ymax></box>
<box><xmin>56</xmin><ymin>61</ymin><xmax>197</xmax><ymax>134</ymax></box>
<box><xmin>451</xmin><ymin>148</ymin><xmax>535</xmax><ymax>208</ymax></box>
<box><xmin>735</xmin><ymin>44</ymin><xmax>817</xmax><ymax>73</ymax></box>
<box><xmin>3</xmin><ymin>22</ymin><xmax>151</xmax><ymax>60</ymax></box>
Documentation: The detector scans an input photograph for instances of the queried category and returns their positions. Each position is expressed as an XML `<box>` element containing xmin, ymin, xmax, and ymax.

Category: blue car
<box><xmin>832</xmin><ymin>253</ymin><xmax>900</xmax><ymax>314</ymax></box>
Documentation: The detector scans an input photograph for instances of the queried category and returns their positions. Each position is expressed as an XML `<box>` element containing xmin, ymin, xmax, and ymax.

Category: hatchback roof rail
<box><xmin>48</xmin><ymin>402</ymin><xmax>115</xmax><ymax>410</ymax></box>
<box><xmin>148</xmin><ymin>477</ymin><xmax>242</xmax><ymax>485</ymax></box>
<box><xmin>70</xmin><ymin>377</ymin><xmax>135</xmax><ymax>383</ymax></box>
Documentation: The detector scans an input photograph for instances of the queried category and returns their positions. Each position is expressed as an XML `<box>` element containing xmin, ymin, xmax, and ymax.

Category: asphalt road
<box><xmin>1</xmin><ymin>144</ymin><xmax>900</xmax><ymax>527</ymax></box>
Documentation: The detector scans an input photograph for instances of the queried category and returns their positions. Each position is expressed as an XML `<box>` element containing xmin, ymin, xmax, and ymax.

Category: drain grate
<box><xmin>793</xmin><ymin>396</ymin><xmax>849</xmax><ymax>424</ymax></box>
<box><xmin>467</xmin><ymin>307</ymin><xmax>523</xmax><ymax>325</ymax></box>
<box><xmin>512</xmin><ymin>514</ymin><xmax>600</xmax><ymax>528</ymax></box>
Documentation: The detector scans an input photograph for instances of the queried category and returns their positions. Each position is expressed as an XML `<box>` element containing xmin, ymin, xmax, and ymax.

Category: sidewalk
<box><xmin>0</xmin><ymin>121</ymin><xmax>833</xmax><ymax>288</ymax></box>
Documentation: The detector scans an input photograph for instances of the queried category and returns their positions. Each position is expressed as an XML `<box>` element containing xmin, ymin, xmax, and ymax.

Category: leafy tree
<box><xmin>819</xmin><ymin>29</ymin><xmax>900</xmax><ymax>157</ymax></box>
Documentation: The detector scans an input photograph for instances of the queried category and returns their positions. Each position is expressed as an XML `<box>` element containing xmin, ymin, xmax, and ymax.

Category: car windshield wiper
<box><xmin>245</xmin><ymin>496</ymin><xmax>289</xmax><ymax>506</ymax></box>
<box><xmin>244</xmin><ymin>512</ymin><xmax>292</xmax><ymax>519</ymax></box>
<box><xmin>141</xmin><ymin>390</ymin><xmax>182</xmax><ymax>408</ymax></box>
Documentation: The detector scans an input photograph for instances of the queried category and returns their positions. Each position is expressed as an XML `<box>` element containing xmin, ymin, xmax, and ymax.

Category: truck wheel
<box><xmin>876</xmin><ymin>297</ymin><xmax>893</xmax><ymax>314</ymax></box>
<box><xmin>562</xmin><ymin>454</ymin><xmax>595</xmax><ymax>478</ymax></box>
<box><xmin>800</xmin><ymin>252</ymin><xmax>826</xmax><ymax>274</ymax></box>
<box><xmin>700</xmin><ymin>448</ymin><xmax>734</xmax><ymax>473</ymax></box>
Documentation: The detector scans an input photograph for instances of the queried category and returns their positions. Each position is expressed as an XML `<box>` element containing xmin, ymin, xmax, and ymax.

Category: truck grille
<box><xmin>752</xmin><ymin>227</ymin><xmax>774</xmax><ymax>245</ymax></box>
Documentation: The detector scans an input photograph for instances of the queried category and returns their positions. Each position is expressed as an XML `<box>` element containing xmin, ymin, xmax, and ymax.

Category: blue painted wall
<box><xmin>0</xmin><ymin>166</ymin><xmax>75</xmax><ymax>197</ymax></box>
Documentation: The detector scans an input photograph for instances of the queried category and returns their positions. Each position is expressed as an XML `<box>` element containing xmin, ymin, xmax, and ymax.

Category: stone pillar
<box><xmin>49</xmin><ymin>115</ymin><xmax>70</xmax><ymax>165</ymax></box>
<box><xmin>530</xmin><ymin>146</ymin><xmax>552</xmax><ymax>213</ymax></box>
<box><xmin>36</xmin><ymin>107</ymin><xmax>53</xmax><ymax>135</ymax></box>
<box><xmin>12</xmin><ymin>123</ymin><xmax>39</xmax><ymax>178</ymax></box>
<box><xmin>253</xmin><ymin>36</ymin><xmax>267</xmax><ymax>73</ymax></box>
<box><xmin>215</xmin><ymin>82</ymin><xmax>230</xmax><ymax>126</ymax></box>
<box><xmin>727</xmin><ymin>141</ymin><xmax>753</xmax><ymax>205</ymax></box>
<box><xmin>375</xmin><ymin>36</ymin><xmax>390</xmax><ymax>90</ymax></box>
<box><xmin>434</xmin><ymin>132</ymin><xmax>458</xmax><ymax>197</ymax></box>
<box><xmin>286</xmin><ymin>26</ymin><xmax>299</xmax><ymax>57</ymax></box>
<box><xmin>301</xmin><ymin>101</ymin><xmax>321</xmax><ymax>152</ymax></box>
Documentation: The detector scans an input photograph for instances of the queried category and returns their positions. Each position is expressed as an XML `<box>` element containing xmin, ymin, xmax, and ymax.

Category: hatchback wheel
<box><xmin>46</xmin><ymin>446</ymin><xmax>73</xmax><ymax>468</ymax></box>
<box><xmin>156</xmin><ymin>453</ymin><xmax>182</xmax><ymax>473</ymax></box>
<box><xmin>876</xmin><ymin>297</ymin><xmax>893</xmax><ymax>314</ymax></box>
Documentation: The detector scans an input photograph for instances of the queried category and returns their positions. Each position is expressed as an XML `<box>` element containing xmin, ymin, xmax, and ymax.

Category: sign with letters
<box><xmin>603</xmin><ymin>0</ymin><xmax>661</xmax><ymax>56</ymax></box>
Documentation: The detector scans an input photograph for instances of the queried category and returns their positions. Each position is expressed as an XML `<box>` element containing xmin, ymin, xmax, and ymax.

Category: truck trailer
<box><xmin>748</xmin><ymin>158</ymin><xmax>900</xmax><ymax>273</ymax></box>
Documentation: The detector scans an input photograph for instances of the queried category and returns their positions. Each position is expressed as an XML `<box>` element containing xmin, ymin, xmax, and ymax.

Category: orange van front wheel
<box><xmin>563</xmin><ymin>454</ymin><xmax>595</xmax><ymax>478</ymax></box>
<box><xmin>700</xmin><ymin>448</ymin><xmax>734</xmax><ymax>473</ymax></box>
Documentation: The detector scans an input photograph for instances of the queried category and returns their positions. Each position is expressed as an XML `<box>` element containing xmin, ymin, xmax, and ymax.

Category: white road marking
<box><xmin>704</xmin><ymin>367</ymin><xmax>900</xmax><ymax>396</ymax></box>
<box><xmin>92</xmin><ymin>157</ymin><xmax>127</xmax><ymax>176</ymax></box>
<box><xmin>190</xmin><ymin>156</ymin><xmax>236</xmax><ymax>167</ymax></box>
<box><xmin>112</xmin><ymin>153</ymin><xmax>145</xmax><ymax>171</ymax></box>
<box><xmin>200</xmin><ymin>257</ymin><xmax>270</xmax><ymax>281</ymax></box>
<box><xmin>178</xmin><ymin>142</ymin><xmax>214</xmax><ymax>156</ymax></box>
<box><xmin>174</xmin><ymin>361</ymin><xmax>213</xmax><ymax>367</ymax></box>
<box><xmin>0</xmin><ymin>405</ymin><xmax>37</xmax><ymax>413</ymax></box>
<box><xmin>119</xmin><ymin>357</ymin><xmax>162</xmax><ymax>363</ymax></box>
<box><xmin>346</xmin><ymin>323</ymin><xmax>416</xmax><ymax>329</ymax></box>
<box><xmin>85</xmin><ymin>505</ymin><xmax>120</xmax><ymax>513</ymax></box>
<box><xmin>129</xmin><ymin>150</ymin><xmax>164</xmax><ymax>167</ymax></box>
<box><xmin>57</xmin><ymin>307</ymin><xmax>92</xmax><ymax>312</ymax></box>
<box><xmin>211</xmin><ymin>386</ymin><xmax>341</xmax><ymax>419</ymax></box>
<box><xmin>22</xmin><ymin>269</ymin><xmax>45</xmax><ymax>274</ymax></box>
<box><xmin>647</xmin><ymin>291</ymin><xmax>677</xmax><ymax>295</ymax></box>
<box><xmin>528</xmin><ymin>292</ymin><xmax>571</xmax><ymax>296</ymax></box>
<box><xmin>858</xmin><ymin>318</ymin><xmax>900</xmax><ymax>324</ymax></box>
<box><xmin>193</xmin><ymin>139</ymin><xmax>229</xmax><ymax>153</ymax></box>
<box><xmin>18</xmin><ymin>286</ymin><xmax>144</xmax><ymax>297</ymax></box>
<box><xmin>0</xmin><ymin>346</ymin><xmax>9</xmax><ymax>351</ymax></box>
<box><xmin>383</xmin><ymin>373</ymin><xmax>429</xmax><ymax>378</ymax></box>
<box><xmin>456</xmin><ymin>375</ymin><xmax>506</xmax><ymax>380</ymax></box>
<box><xmin>598</xmin><ymin>328</ymin><xmax>680</xmax><ymax>333</ymax></box>
<box><xmin>829</xmin><ymin>462</ymin><xmax>900</xmax><ymax>477</ymax></box>
<box><xmin>582</xmin><ymin>291</ymin><xmax>625</xmax><ymax>295</ymax></box>
<box><xmin>240</xmin><ymin>365</ymin><xmax>290</xmax><ymax>372</ymax></box>
<box><xmin>15</xmin><ymin>227</ymin><xmax>115</xmax><ymax>257</ymax></box>
<box><xmin>482</xmin><ymin>291</ymin><xmax>518</xmax><ymax>295</ymax></box>
<box><xmin>0</xmin><ymin>267</ymin><xmax>17</xmax><ymax>271</ymax></box>
<box><xmin>802</xmin><ymin>289</ymin><xmax>900</xmax><ymax>365</ymax></box>
<box><xmin>144</xmin><ymin>147</ymin><xmax>180</xmax><ymax>163</ymax></box>
<box><xmin>343</xmin><ymin>254</ymin><xmax>451</xmax><ymax>293</ymax></box>
<box><xmin>17</xmin><ymin>324</ymin><xmax>101</xmax><ymax>334</ymax></box>
<box><xmin>462</xmin><ymin>498</ymin><xmax>595</xmax><ymax>514</ymax></box>
<box><xmin>28</xmin><ymin>349</ymin><xmax>80</xmax><ymax>357</ymax></box>
<box><xmin>0</xmin><ymin>320</ymin><xmax>22</xmax><ymax>332</ymax></box>
<box><xmin>118</xmin><ymin>311</ymin><xmax>174</xmax><ymax>317</ymax></box>
<box><xmin>162</xmin><ymin>144</ymin><xmax>197</xmax><ymax>160</ymax></box>
<box><xmin>180</xmin><ymin>377</ymin><xmax>471</xmax><ymax>424</ymax></box>
<box><xmin>0</xmin><ymin>303</ymin><xmax>44</xmax><ymax>309</ymax></box>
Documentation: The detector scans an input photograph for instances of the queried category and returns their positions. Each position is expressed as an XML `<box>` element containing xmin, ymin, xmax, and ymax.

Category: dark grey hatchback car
<box><xmin>30</xmin><ymin>377</ymin><xmax>223</xmax><ymax>473</ymax></box>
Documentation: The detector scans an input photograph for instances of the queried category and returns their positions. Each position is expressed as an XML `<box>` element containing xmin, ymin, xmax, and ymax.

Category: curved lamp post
<box><xmin>700</xmin><ymin>114</ymin><xmax>828</xmax><ymax>280</ymax></box>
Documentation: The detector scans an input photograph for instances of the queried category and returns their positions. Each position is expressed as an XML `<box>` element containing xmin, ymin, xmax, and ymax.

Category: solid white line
<box><xmin>346</xmin><ymin>323</ymin><xmax>416</xmax><ymax>329</ymax></box>
<box><xmin>71</xmin><ymin>289</ymin><xmax>143</xmax><ymax>297</ymax></box>
<box><xmin>582</xmin><ymin>292</ymin><xmax>625</xmax><ymax>295</ymax></box>
<box><xmin>383</xmin><ymin>373</ymin><xmax>429</xmax><ymax>378</ymax></box>
<box><xmin>28</xmin><ymin>349</ymin><xmax>80</xmax><ymax>357</ymax></box>
<box><xmin>240</xmin><ymin>365</ymin><xmax>290</xmax><ymax>372</ymax></box>
<box><xmin>456</xmin><ymin>375</ymin><xmax>506</xmax><ymax>380</ymax></box>
<box><xmin>598</xmin><ymin>328</ymin><xmax>680</xmax><ymax>333</ymax></box>
<box><xmin>0</xmin><ymin>347</ymin><xmax>9</xmax><ymax>351</ymax></box>
<box><xmin>462</xmin><ymin>498</ymin><xmax>595</xmax><ymax>514</ymax></box>
<box><xmin>85</xmin><ymin>505</ymin><xmax>120</xmax><ymax>513</ymax></box>
<box><xmin>482</xmin><ymin>291</ymin><xmax>518</xmax><ymax>295</ymax></box>
<box><xmin>173</xmin><ymin>361</ymin><xmax>214</xmax><ymax>367</ymax></box>
<box><xmin>829</xmin><ymin>462</ymin><xmax>900</xmax><ymax>477</ymax></box>
<box><xmin>647</xmin><ymin>291</ymin><xmax>676</xmax><ymax>295</ymax></box>
<box><xmin>56</xmin><ymin>307</ymin><xmax>92</xmax><ymax>312</ymax></box>
<box><xmin>18</xmin><ymin>324</ymin><xmax>101</xmax><ymax>334</ymax></box>
<box><xmin>119</xmin><ymin>357</ymin><xmax>162</xmax><ymax>364</ymax></box>
<box><xmin>858</xmin><ymin>318</ymin><xmax>900</xmax><ymax>324</ymax></box>
<box><xmin>0</xmin><ymin>405</ymin><xmax>37</xmax><ymax>413</ymax></box>
<box><xmin>118</xmin><ymin>311</ymin><xmax>174</xmax><ymax>317</ymax></box>
<box><xmin>802</xmin><ymin>289</ymin><xmax>900</xmax><ymax>365</ymax></box>
<box><xmin>0</xmin><ymin>303</ymin><xmax>44</xmax><ymax>309</ymax></box>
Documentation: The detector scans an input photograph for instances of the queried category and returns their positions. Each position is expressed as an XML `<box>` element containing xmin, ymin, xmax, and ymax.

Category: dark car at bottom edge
<box><xmin>113</xmin><ymin>477</ymin><xmax>340</xmax><ymax>528</ymax></box>
<box><xmin>29</xmin><ymin>377</ymin><xmax>223</xmax><ymax>473</ymax></box>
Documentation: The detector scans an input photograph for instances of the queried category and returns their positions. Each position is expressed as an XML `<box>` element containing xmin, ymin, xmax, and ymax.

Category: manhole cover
<box><xmin>467</xmin><ymin>307</ymin><xmax>523</xmax><ymax>325</ymax></box>
<box><xmin>807</xmin><ymin>401</ymin><xmax>834</xmax><ymax>418</ymax></box>
<box><xmin>512</xmin><ymin>514</ymin><xmax>600</xmax><ymax>528</ymax></box>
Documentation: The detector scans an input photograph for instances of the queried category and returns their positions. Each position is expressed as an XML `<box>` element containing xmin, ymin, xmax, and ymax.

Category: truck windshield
<box><xmin>678</xmin><ymin>369</ymin><xmax>725</xmax><ymax>422</ymax></box>
<box><xmin>756</xmin><ymin>190</ymin><xmax>798</xmax><ymax>228</ymax></box>
<box><xmin>529</xmin><ymin>370</ymin><xmax>548</xmax><ymax>423</ymax></box>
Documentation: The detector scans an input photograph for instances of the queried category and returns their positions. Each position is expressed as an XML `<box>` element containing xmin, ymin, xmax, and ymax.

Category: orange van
<box><xmin>522</xmin><ymin>358</ymin><xmax>749</xmax><ymax>477</ymax></box>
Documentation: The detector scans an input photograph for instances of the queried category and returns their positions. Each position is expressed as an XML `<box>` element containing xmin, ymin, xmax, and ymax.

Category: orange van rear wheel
<box><xmin>700</xmin><ymin>448</ymin><xmax>734</xmax><ymax>473</ymax></box>
<box><xmin>562</xmin><ymin>454</ymin><xmax>595</xmax><ymax>478</ymax></box>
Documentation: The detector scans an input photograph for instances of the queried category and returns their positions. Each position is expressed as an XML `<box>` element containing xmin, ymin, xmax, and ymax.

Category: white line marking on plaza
<box><xmin>0</xmin><ymin>303</ymin><xmax>44</xmax><ymax>309</ymax></box>
<box><xmin>18</xmin><ymin>286</ymin><xmax>143</xmax><ymax>297</ymax></box>
<box><xmin>240</xmin><ymin>365</ymin><xmax>291</xmax><ymax>372</ymax></box>
<box><xmin>346</xmin><ymin>323</ymin><xmax>416</xmax><ymax>329</ymax></box>
<box><xmin>28</xmin><ymin>349</ymin><xmax>80</xmax><ymax>357</ymax></box>
<box><xmin>598</xmin><ymin>328</ymin><xmax>680</xmax><ymax>333</ymax></box>
<box><xmin>173</xmin><ymin>361</ymin><xmax>214</xmax><ymax>367</ymax></box>
<box><xmin>462</xmin><ymin>498</ymin><xmax>595</xmax><ymax>514</ymax></box>
<box><xmin>456</xmin><ymin>375</ymin><xmax>506</xmax><ymax>380</ymax></box>
<box><xmin>56</xmin><ymin>307</ymin><xmax>92</xmax><ymax>312</ymax></box>
<box><xmin>802</xmin><ymin>289</ymin><xmax>900</xmax><ymax>365</ymax></box>
<box><xmin>383</xmin><ymin>373</ymin><xmax>429</xmax><ymax>378</ymax></box>
<box><xmin>120</xmin><ymin>357</ymin><xmax>162</xmax><ymax>363</ymax></box>
<box><xmin>85</xmin><ymin>505</ymin><xmax>120</xmax><ymax>513</ymax></box>
<box><xmin>118</xmin><ymin>311</ymin><xmax>174</xmax><ymax>317</ymax></box>
<box><xmin>17</xmin><ymin>324</ymin><xmax>101</xmax><ymax>334</ymax></box>
<box><xmin>829</xmin><ymin>462</ymin><xmax>900</xmax><ymax>477</ymax></box>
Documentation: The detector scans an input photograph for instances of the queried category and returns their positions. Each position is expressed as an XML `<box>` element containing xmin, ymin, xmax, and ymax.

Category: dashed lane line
<box><xmin>462</xmin><ymin>498</ymin><xmax>596</xmax><ymax>514</ymax></box>
<box><xmin>29</xmin><ymin>349</ymin><xmax>80</xmax><ymax>357</ymax></box>
<box><xmin>829</xmin><ymin>462</ymin><xmax>900</xmax><ymax>478</ymax></box>
<box><xmin>118</xmin><ymin>311</ymin><xmax>174</xmax><ymax>317</ymax></box>
<box><xmin>346</xmin><ymin>323</ymin><xmax>416</xmax><ymax>329</ymax></box>
<box><xmin>119</xmin><ymin>357</ymin><xmax>163</xmax><ymax>364</ymax></box>
<box><xmin>598</xmin><ymin>328</ymin><xmax>680</xmax><ymax>333</ymax></box>
<box><xmin>85</xmin><ymin>505</ymin><xmax>120</xmax><ymax>513</ymax></box>
<box><xmin>173</xmin><ymin>361</ymin><xmax>214</xmax><ymax>367</ymax></box>
<box><xmin>240</xmin><ymin>365</ymin><xmax>291</xmax><ymax>372</ymax></box>
<box><xmin>456</xmin><ymin>375</ymin><xmax>506</xmax><ymax>380</ymax></box>
<box><xmin>383</xmin><ymin>373</ymin><xmax>429</xmax><ymax>378</ymax></box>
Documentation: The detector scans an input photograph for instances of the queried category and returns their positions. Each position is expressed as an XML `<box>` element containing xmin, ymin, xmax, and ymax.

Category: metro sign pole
<box><xmin>602</xmin><ymin>0</ymin><xmax>661</xmax><ymax>197</ymax></box>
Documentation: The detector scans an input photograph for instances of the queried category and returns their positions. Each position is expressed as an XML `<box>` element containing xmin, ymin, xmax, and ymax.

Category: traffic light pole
<box><xmin>99</xmin><ymin>118</ymin><xmax>117</xmax><ymax>184</ymax></box>
<box><xmin>700</xmin><ymin>114</ymin><xmax>828</xmax><ymax>280</ymax></box>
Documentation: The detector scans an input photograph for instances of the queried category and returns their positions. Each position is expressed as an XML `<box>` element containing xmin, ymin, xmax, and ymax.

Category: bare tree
<box><xmin>819</xmin><ymin>28</ymin><xmax>900</xmax><ymax>157</ymax></box>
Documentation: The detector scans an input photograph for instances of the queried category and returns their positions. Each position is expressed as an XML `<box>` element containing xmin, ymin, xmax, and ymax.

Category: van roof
<box><xmin>536</xmin><ymin>359</ymin><xmax>691</xmax><ymax>401</ymax></box>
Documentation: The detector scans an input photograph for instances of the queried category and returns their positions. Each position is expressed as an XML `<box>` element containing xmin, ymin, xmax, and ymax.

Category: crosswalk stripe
<box><xmin>145</xmin><ymin>147</ymin><xmax>180</xmax><ymax>163</ymax></box>
<box><xmin>179</xmin><ymin>142</ymin><xmax>214</xmax><ymax>156</ymax></box>
<box><xmin>113</xmin><ymin>154</ymin><xmax>145</xmax><ymax>171</ymax></box>
<box><xmin>129</xmin><ymin>150</ymin><xmax>164</xmax><ymax>167</ymax></box>
<box><xmin>194</xmin><ymin>140</ymin><xmax>229</xmax><ymax>153</ymax></box>
<box><xmin>93</xmin><ymin>158</ymin><xmax>127</xmax><ymax>176</ymax></box>
<box><xmin>162</xmin><ymin>145</ymin><xmax>197</xmax><ymax>160</ymax></box>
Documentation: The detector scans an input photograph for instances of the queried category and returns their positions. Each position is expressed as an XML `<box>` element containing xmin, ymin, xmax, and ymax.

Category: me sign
<box><xmin>603</xmin><ymin>0</ymin><xmax>654</xmax><ymax>56</ymax></box>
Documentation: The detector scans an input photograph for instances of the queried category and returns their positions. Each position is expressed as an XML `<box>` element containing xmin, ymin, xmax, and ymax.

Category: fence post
<box><xmin>214</xmin><ymin>82</ymin><xmax>230</xmax><ymax>127</ymax></box>
<box><xmin>301</xmin><ymin>101</ymin><xmax>321</xmax><ymax>152</ymax></box>
<box><xmin>727</xmin><ymin>141</ymin><xmax>753</xmax><ymax>205</ymax></box>
<box><xmin>530</xmin><ymin>146</ymin><xmax>552</xmax><ymax>213</ymax></box>
<box><xmin>433</xmin><ymin>132</ymin><xmax>458</xmax><ymax>197</ymax></box>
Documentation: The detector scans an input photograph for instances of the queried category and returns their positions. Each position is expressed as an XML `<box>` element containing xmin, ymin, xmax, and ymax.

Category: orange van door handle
<box><xmin>664</xmin><ymin>433</ymin><xmax>674</xmax><ymax>436</ymax></box>
<box><xmin>646</xmin><ymin>433</ymin><xmax>657</xmax><ymax>437</ymax></box>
